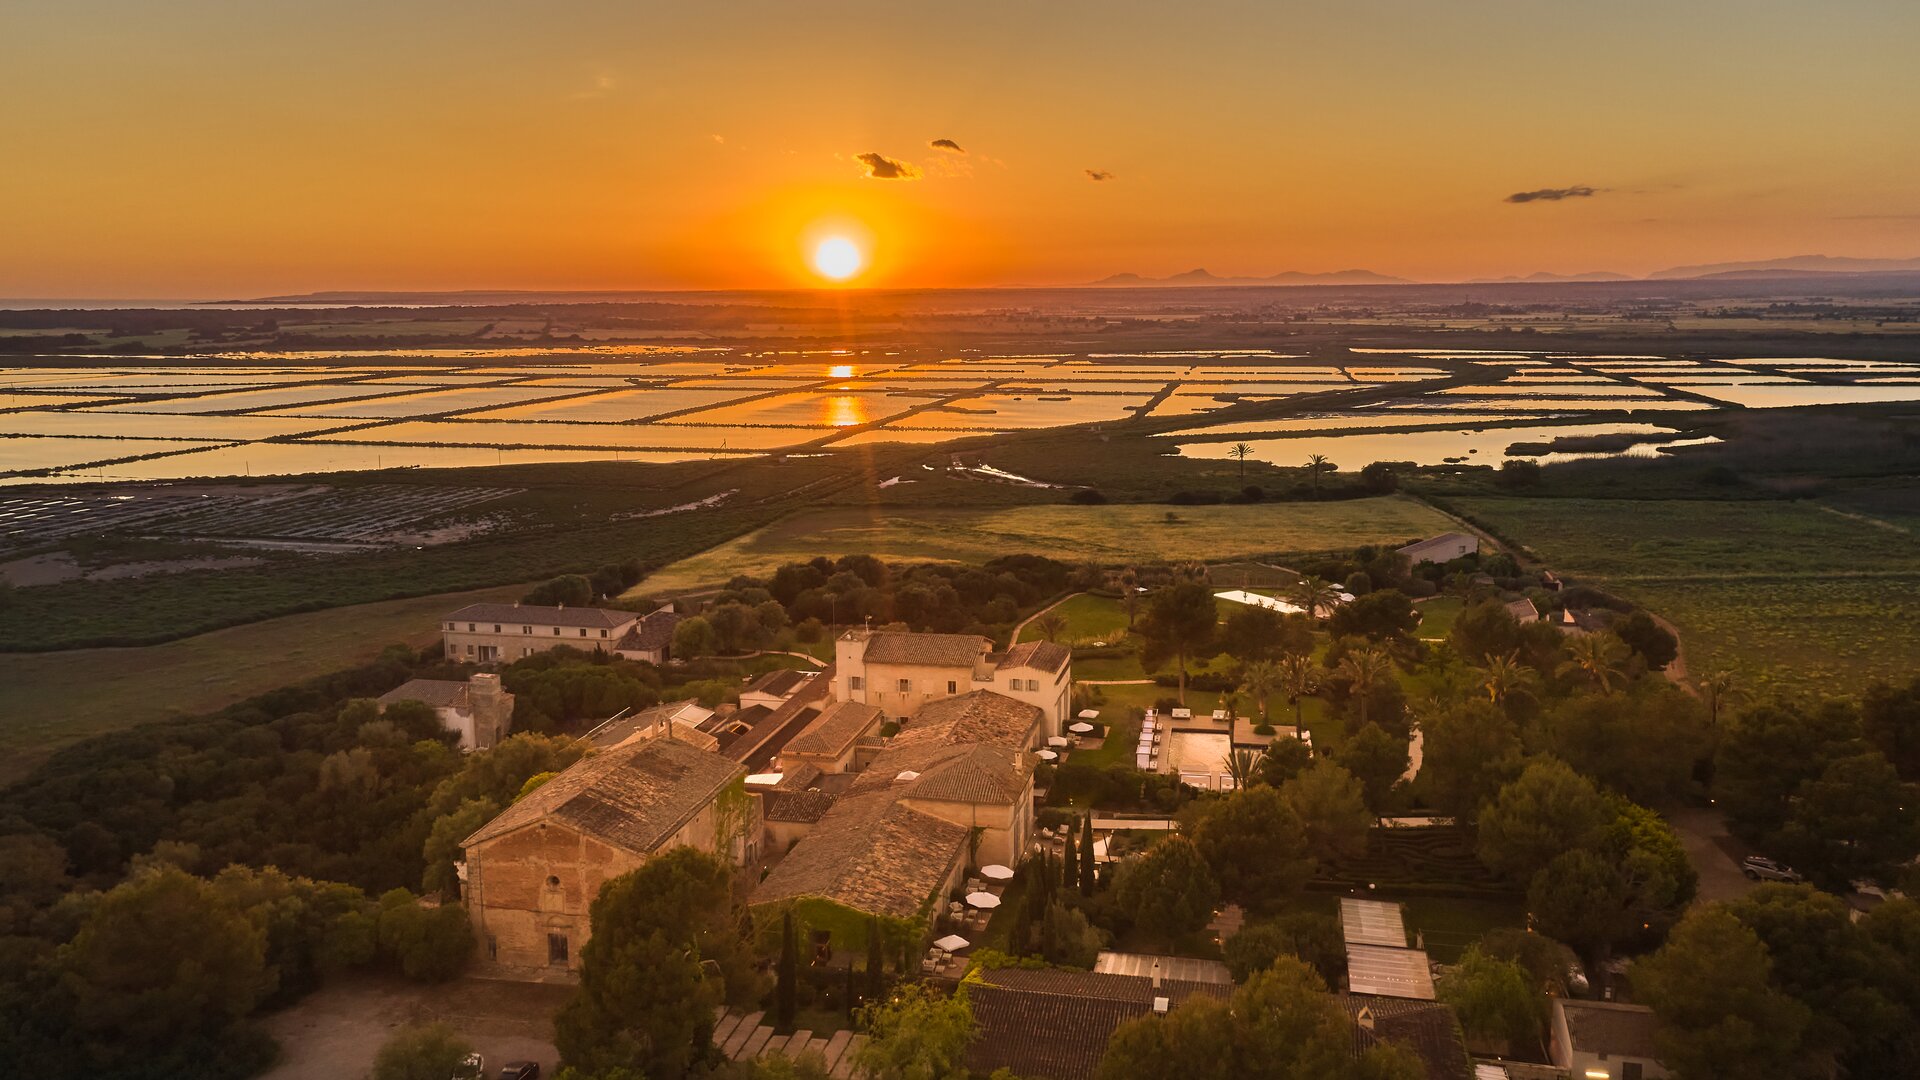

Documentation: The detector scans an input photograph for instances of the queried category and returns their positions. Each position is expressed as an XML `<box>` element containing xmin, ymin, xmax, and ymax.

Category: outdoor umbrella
<box><xmin>1047</xmin><ymin>736</ymin><xmax>1070</xmax><ymax>747</ymax></box>
<box><xmin>1069</xmin><ymin>722</ymin><xmax>1095</xmax><ymax>734</ymax></box>
<box><xmin>979</xmin><ymin>864</ymin><xmax>1014</xmax><ymax>881</ymax></box>
<box><xmin>966</xmin><ymin>891</ymin><xmax>1002</xmax><ymax>909</ymax></box>
<box><xmin>933</xmin><ymin>934</ymin><xmax>970</xmax><ymax>952</ymax></box>
<box><xmin>1077</xmin><ymin>709</ymin><xmax>1100</xmax><ymax>720</ymax></box>
<box><xmin>1036</xmin><ymin>750</ymin><xmax>1058</xmax><ymax>761</ymax></box>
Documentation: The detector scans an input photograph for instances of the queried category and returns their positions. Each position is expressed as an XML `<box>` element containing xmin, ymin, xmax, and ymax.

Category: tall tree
<box><xmin>775</xmin><ymin>911</ymin><xmax>797</xmax><ymax>1029</ymax></box>
<box><xmin>1474</xmin><ymin>758</ymin><xmax>1610</xmax><ymax>881</ymax></box>
<box><xmin>1305</xmin><ymin>454</ymin><xmax>1331</xmax><ymax>499</ymax></box>
<box><xmin>1239</xmin><ymin>659</ymin><xmax>1279</xmax><ymax>723</ymax></box>
<box><xmin>1061</xmin><ymin>828</ymin><xmax>1079</xmax><ymax>891</ymax></box>
<box><xmin>1280</xmin><ymin>760</ymin><xmax>1372</xmax><ymax>861</ymax></box>
<box><xmin>1277</xmin><ymin>654</ymin><xmax>1319</xmax><ymax>728</ymax></box>
<box><xmin>1631</xmin><ymin>907</ymin><xmax>1813</xmax><ymax>1080</ymax></box>
<box><xmin>1079</xmin><ymin>815</ymin><xmax>1097</xmax><ymax>896</ymax></box>
<box><xmin>852</xmin><ymin>983</ymin><xmax>974</xmax><ymax>1080</ymax></box>
<box><xmin>1332</xmin><ymin>647</ymin><xmax>1394</xmax><ymax>729</ymax></box>
<box><xmin>1138</xmin><ymin>582</ymin><xmax>1219</xmax><ymax>704</ymax></box>
<box><xmin>865</xmin><ymin>917</ymin><xmax>885</xmax><ymax>1002</ymax></box>
<box><xmin>1557</xmin><ymin>631</ymin><xmax>1632</xmax><ymax>694</ymax></box>
<box><xmin>1417</xmin><ymin>700</ymin><xmax>1523</xmax><ymax>822</ymax></box>
<box><xmin>1113</xmin><ymin>835</ymin><xmax>1222</xmax><ymax>943</ymax></box>
<box><xmin>1293</xmin><ymin>575</ymin><xmax>1338</xmax><ymax>622</ymax></box>
<box><xmin>1477</xmin><ymin>651</ymin><xmax>1538</xmax><ymax>707</ymax></box>
<box><xmin>1436</xmin><ymin>947</ymin><xmax>1547</xmax><ymax>1058</ymax></box>
<box><xmin>1333</xmin><ymin>723</ymin><xmax>1408</xmax><ymax>811</ymax></box>
<box><xmin>1182</xmin><ymin>788</ymin><xmax>1310</xmax><ymax>913</ymax></box>
<box><xmin>1229</xmin><ymin>442</ymin><xmax>1253</xmax><ymax>479</ymax></box>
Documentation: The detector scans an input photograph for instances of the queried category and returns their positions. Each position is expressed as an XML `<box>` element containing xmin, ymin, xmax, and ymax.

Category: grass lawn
<box><xmin>630</xmin><ymin>497</ymin><xmax>1457</xmax><ymax>595</ymax></box>
<box><xmin>1413</xmin><ymin>596</ymin><xmax>1464</xmax><ymax>640</ymax></box>
<box><xmin>1017</xmin><ymin>593</ymin><xmax>1130</xmax><ymax>645</ymax></box>
<box><xmin>1398</xmin><ymin>895</ymin><xmax>1528</xmax><ymax>963</ymax></box>
<box><xmin>1448</xmin><ymin>495</ymin><xmax>1920</xmax><ymax>693</ymax></box>
<box><xmin>0</xmin><ymin>582</ymin><xmax>525</xmax><ymax>786</ymax></box>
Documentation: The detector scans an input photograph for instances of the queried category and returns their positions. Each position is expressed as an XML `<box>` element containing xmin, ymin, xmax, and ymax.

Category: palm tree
<box><xmin>1294</xmin><ymin>575</ymin><xmax>1337</xmax><ymax>622</ymax></box>
<box><xmin>1559</xmin><ymin>632</ymin><xmax>1631</xmax><ymax>694</ymax></box>
<box><xmin>1034</xmin><ymin>611</ymin><xmax>1067</xmax><ymax>643</ymax></box>
<box><xmin>1701</xmin><ymin>669</ymin><xmax>1740</xmax><ymax>726</ymax></box>
<box><xmin>1277</xmin><ymin>653</ymin><xmax>1320</xmax><ymax>728</ymax></box>
<box><xmin>1224</xmin><ymin>746</ymin><xmax>1267</xmax><ymax>788</ymax></box>
<box><xmin>1229</xmin><ymin>442</ymin><xmax>1254</xmax><ymax>479</ymax></box>
<box><xmin>1118</xmin><ymin>567</ymin><xmax>1140</xmax><ymax>629</ymax></box>
<box><xmin>1175</xmin><ymin>561</ymin><xmax>1211</xmax><ymax>584</ymax></box>
<box><xmin>1334</xmin><ymin>647</ymin><xmax>1395</xmax><ymax>728</ymax></box>
<box><xmin>1306</xmin><ymin>454</ymin><xmax>1330</xmax><ymax>498</ymax></box>
<box><xmin>1479</xmin><ymin>651</ymin><xmax>1538</xmax><ymax>706</ymax></box>
<box><xmin>1240</xmin><ymin>659</ymin><xmax>1280</xmax><ymax>723</ymax></box>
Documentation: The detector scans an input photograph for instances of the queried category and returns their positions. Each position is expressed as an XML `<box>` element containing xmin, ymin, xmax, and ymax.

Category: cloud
<box><xmin>930</xmin><ymin>138</ymin><xmax>965</xmax><ymax>153</ymax></box>
<box><xmin>1085</xmin><ymin>169</ymin><xmax>1115</xmax><ymax>181</ymax></box>
<box><xmin>856</xmin><ymin>152</ymin><xmax>920</xmax><ymax>180</ymax></box>
<box><xmin>1505</xmin><ymin>185</ymin><xmax>1598</xmax><ymax>204</ymax></box>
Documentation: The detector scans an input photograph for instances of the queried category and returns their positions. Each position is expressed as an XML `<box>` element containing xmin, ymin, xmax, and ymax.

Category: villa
<box><xmin>442</xmin><ymin>601</ymin><xmax>637</xmax><ymax>664</ymax></box>
<box><xmin>1398</xmin><ymin>532</ymin><xmax>1480</xmax><ymax>566</ymax></box>
<box><xmin>831</xmin><ymin>628</ymin><xmax>1071</xmax><ymax>737</ymax></box>
<box><xmin>377</xmin><ymin>672</ymin><xmax>513</xmax><ymax>751</ymax></box>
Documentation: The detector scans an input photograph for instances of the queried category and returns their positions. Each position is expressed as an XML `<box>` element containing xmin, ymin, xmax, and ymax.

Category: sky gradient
<box><xmin>4</xmin><ymin>0</ymin><xmax>1918</xmax><ymax>296</ymax></box>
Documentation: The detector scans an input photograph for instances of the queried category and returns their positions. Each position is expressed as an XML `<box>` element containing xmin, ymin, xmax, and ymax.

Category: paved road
<box><xmin>1668</xmin><ymin>805</ymin><xmax>1756</xmax><ymax>905</ymax></box>
<box><xmin>260</xmin><ymin>973</ymin><xmax>568</xmax><ymax>1080</ymax></box>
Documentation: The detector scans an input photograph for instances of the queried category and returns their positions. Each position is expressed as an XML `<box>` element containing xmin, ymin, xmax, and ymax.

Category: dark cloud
<box><xmin>1085</xmin><ymin>169</ymin><xmax>1115</xmax><ymax>181</ymax></box>
<box><xmin>856</xmin><ymin>152</ymin><xmax>919</xmax><ymax>180</ymax></box>
<box><xmin>929</xmin><ymin>138</ymin><xmax>965</xmax><ymax>153</ymax></box>
<box><xmin>1505</xmin><ymin>185</ymin><xmax>1598</xmax><ymax>204</ymax></box>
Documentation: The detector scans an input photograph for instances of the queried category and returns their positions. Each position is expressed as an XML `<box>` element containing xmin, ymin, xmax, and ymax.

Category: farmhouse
<box><xmin>459</xmin><ymin>729</ymin><xmax>755</xmax><ymax>981</ymax></box>
<box><xmin>1550</xmin><ymin>999</ymin><xmax>1669</xmax><ymax>1080</ymax></box>
<box><xmin>1504</xmin><ymin>597</ymin><xmax>1541</xmax><ymax>624</ymax></box>
<box><xmin>612</xmin><ymin>607</ymin><xmax>685</xmax><ymax>665</ymax></box>
<box><xmin>377</xmin><ymin>672</ymin><xmax>513</xmax><ymax>751</ymax></box>
<box><xmin>1398</xmin><ymin>531</ymin><xmax>1480</xmax><ymax>566</ymax></box>
<box><xmin>832</xmin><ymin>627</ymin><xmax>1071</xmax><ymax>736</ymax></box>
<box><xmin>442</xmin><ymin>601</ymin><xmax>637</xmax><ymax>664</ymax></box>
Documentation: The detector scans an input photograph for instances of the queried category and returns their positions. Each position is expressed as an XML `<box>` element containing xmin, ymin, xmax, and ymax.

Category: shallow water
<box><xmin>1175</xmin><ymin>421</ymin><xmax>1697</xmax><ymax>470</ymax></box>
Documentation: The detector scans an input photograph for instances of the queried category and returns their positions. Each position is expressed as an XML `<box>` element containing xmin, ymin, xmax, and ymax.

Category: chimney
<box><xmin>1150</xmin><ymin>958</ymin><xmax>1162</xmax><ymax>991</ymax></box>
<box><xmin>1152</xmin><ymin>996</ymin><xmax>1169</xmax><ymax>1015</ymax></box>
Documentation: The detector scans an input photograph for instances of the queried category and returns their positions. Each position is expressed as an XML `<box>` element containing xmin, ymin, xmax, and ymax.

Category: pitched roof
<box><xmin>760</xmin><ymin>788</ymin><xmax>838</xmax><ymax>824</ymax></box>
<box><xmin>1396</xmin><ymin>532</ymin><xmax>1479</xmax><ymax>562</ymax></box>
<box><xmin>447</xmin><ymin>602</ymin><xmax>637</xmax><ymax>629</ymax></box>
<box><xmin>750</xmin><ymin>788</ymin><xmax>969</xmax><ymax>919</ymax></box>
<box><xmin>463</xmin><ymin>735</ymin><xmax>742</xmax><ymax>855</ymax></box>
<box><xmin>379</xmin><ymin>678</ymin><xmax>469</xmax><ymax>710</ymax></box>
<box><xmin>586</xmin><ymin>699</ymin><xmax>714</xmax><ymax>749</ymax></box>
<box><xmin>783</xmin><ymin>700</ymin><xmax>884</xmax><ymax>759</ymax></box>
<box><xmin>743</xmin><ymin>667</ymin><xmax>815</xmax><ymax>698</ymax></box>
<box><xmin>894</xmin><ymin>744</ymin><xmax>1026</xmax><ymax>805</ymax></box>
<box><xmin>617</xmin><ymin>608</ymin><xmax>683</xmax><ymax>652</ymax></box>
<box><xmin>964</xmin><ymin>967</ymin><xmax>1226</xmax><ymax>1080</ymax></box>
<box><xmin>903</xmin><ymin>690</ymin><xmax>1041</xmax><ymax>749</ymax></box>
<box><xmin>1341</xmin><ymin>995</ymin><xmax>1473</xmax><ymax>1080</ymax></box>
<box><xmin>859</xmin><ymin>631</ymin><xmax>988</xmax><ymax>668</ymax></box>
<box><xmin>726</xmin><ymin>663</ymin><xmax>836</xmax><ymax>771</ymax></box>
<box><xmin>1556</xmin><ymin>999</ymin><xmax>1660</xmax><ymax>1060</ymax></box>
<box><xmin>998</xmin><ymin>639</ymin><xmax>1072</xmax><ymax>674</ymax></box>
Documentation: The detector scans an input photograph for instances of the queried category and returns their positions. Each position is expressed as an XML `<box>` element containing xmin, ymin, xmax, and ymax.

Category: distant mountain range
<box><xmin>1087</xmin><ymin>254</ymin><xmax>1920</xmax><ymax>287</ymax></box>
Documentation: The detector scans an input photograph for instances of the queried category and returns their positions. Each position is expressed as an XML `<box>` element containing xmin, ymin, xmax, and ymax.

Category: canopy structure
<box><xmin>932</xmin><ymin>934</ymin><xmax>970</xmax><ymax>952</ymax></box>
<box><xmin>979</xmin><ymin>864</ymin><xmax>1014</xmax><ymax>881</ymax></box>
<box><xmin>1077</xmin><ymin>709</ymin><xmax>1101</xmax><ymax>720</ymax></box>
<box><xmin>1047</xmin><ymin>735</ymin><xmax>1070</xmax><ymax>747</ymax></box>
<box><xmin>966</xmin><ymin>891</ymin><xmax>1002</xmax><ymax>909</ymax></box>
<box><xmin>1069</xmin><ymin>722</ymin><xmax>1095</xmax><ymax>734</ymax></box>
<box><xmin>1036</xmin><ymin>750</ymin><xmax>1058</xmax><ymax>761</ymax></box>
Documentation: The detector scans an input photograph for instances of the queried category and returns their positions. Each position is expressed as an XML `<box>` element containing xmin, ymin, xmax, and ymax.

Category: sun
<box><xmin>811</xmin><ymin>236</ymin><xmax>864</xmax><ymax>281</ymax></box>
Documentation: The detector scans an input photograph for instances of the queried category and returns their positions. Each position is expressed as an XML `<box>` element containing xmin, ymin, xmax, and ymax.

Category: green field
<box><xmin>0</xmin><ymin>583</ymin><xmax>523</xmax><ymax>786</ymax></box>
<box><xmin>1448</xmin><ymin>495</ymin><xmax>1920</xmax><ymax>694</ymax></box>
<box><xmin>1017</xmin><ymin>593</ymin><xmax>1132</xmax><ymax>645</ymax></box>
<box><xmin>630</xmin><ymin>497</ymin><xmax>1457</xmax><ymax>595</ymax></box>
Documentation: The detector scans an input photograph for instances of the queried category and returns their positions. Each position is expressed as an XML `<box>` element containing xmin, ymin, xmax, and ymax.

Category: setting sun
<box><xmin>811</xmin><ymin>236</ymin><xmax>864</xmax><ymax>282</ymax></box>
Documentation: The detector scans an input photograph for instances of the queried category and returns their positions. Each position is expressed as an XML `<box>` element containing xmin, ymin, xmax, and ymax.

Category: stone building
<box><xmin>377</xmin><ymin>672</ymin><xmax>513</xmax><ymax>751</ymax></box>
<box><xmin>442</xmin><ymin>602</ymin><xmax>637</xmax><ymax>664</ymax></box>
<box><xmin>459</xmin><ymin>731</ymin><xmax>755</xmax><ymax>980</ymax></box>
<box><xmin>830</xmin><ymin>629</ymin><xmax>1071</xmax><ymax>736</ymax></box>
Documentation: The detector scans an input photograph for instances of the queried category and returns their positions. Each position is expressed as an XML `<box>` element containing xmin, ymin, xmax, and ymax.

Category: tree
<box><xmin>671</xmin><ymin>615</ymin><xmax>718</xmax><ymax>660</ymax></box>
<box><xmin>1224</xmin><ymin>746</ymin><xmax>1266</xmax><ymax>789</ymax></box>
<box><xmin>1448</xmin><ymin>601</ymin><xmax>1523</xmax><ymax>665</ymax></box>
<box><xmin>1138</xmin><ymin>582</ymin><xmax>1219</xmax><ymax>704</ymax></box>
<box><xmin>1863</xmin><ymin>676</ymin><xmax>1920</xmax><ymax>780</ymax></box>
<box><xmin>1229</xmin><ymin>442</ymin><xmax>1253</xmax><ymax>478</ymax></box>
<box><xmin>1774</xmin><ymin>748</ymin><xmax>1920</xmax><ymax>888</ymax></box>
<box><xmin>1557</xmin><ymin>632</ymin><xmax>1632</xmax><ymax>694</ymax></box>
<box><xmin>1277</xmin><ymin>654</ymin><xmax>1319</xmax><ymax>728</ymax></box>
<box><xmin>865</xmin><ymin>917</ymin><xmax>885</xmax><ymax>1002</ymax></box>
<box><xmin>1039</xmin><ymin>901</ymin><xmax>1105</xmax><ymax>967</ymax></box>
<box><xmin>852</xmin><ymin>983</ymin><xmax>974</xmax><ymax>1080</ymax></box>
<box><xmin>1237</xmin><ymin>659</ymin><xmax>1279</xmax><ymax>723</ymax></box>
<box><xmin>1420</xmin><ymin>699</ymin><xmax>1520</xmax><ymax>814</ymax></box>
<box><xmin>1714</xmin><ymin>699</ymin><xmax>1867</xmax><ymax>839</ymax></box>
<box><xmin>1360</xmin><ymin>461</ymin><xmax>1398</xmax><ymax>493</ymax></box>
<box><xmin>1097</xmin><ymin>959</ymin><xmax>1422</xmax><ymax>1080</ymax></box>
<box><xmin>1224</xmin><ymin>607</ymin><xmax>1311</xmax><ymax>664</ymax></box>
<box><xmin>1034</xmin><ymin>611</ymin><xmax>1067</xmax><ymax>643</ymax></box>
<box><xmin>1541</xmin><ymin>687</ymin><xmax>1709</xmax><ymax>804</ymax></box>
<box><xmin>1331</xmin><ymin>647</ymin><xmax>1394</xmax><ymax>729</ymax></box>
<box><xmin>1305</xmin><ymin>454</ymin><xmax>1331</xmax><ymax>498</ymax></box>
<box><xmin>555</xmin><ymin>849</ymin><xmax>751</xmax><ymax>1079</ymax></box>
<box><xmin>525</xmin><ymin>574</ymin><xmax>594</xmax><ymax>607</ymax></box>
<box><xmin>1701</xmin><ymin>668</ymin><xmax>1742</xmax><ymax>728</ymax></box>
<box><xmin>1182</xmin><ymin>788</ymin><xmax>1310</xmax><ymax>912</ymax></box>
<box><xmin>1332</xmin><ymin>723</ymin><xmax>1408</xmax><ymax>811</ymax></box>
<box><xmin>1436</xmin><ymin>947</ymin><xmax>1546</xmax><ymax>1057</ymax></box>
<box><xmin>775</xmin><ymin>911</ymin><xmax>797</xmax><ymax>1029</ymax></box>
<box><xmin>1281</xmin><ymin>760</ymin><xmax>1372</xmax><ymax>861</ymax></box>
<box><xmin>1474</xmin><ymin>759</ymin><xmax>1610</xmax><ymax>881</ymax></box>
<box><xmin>1113</xmin><ymin>835</ymin><xmax>1222</xmax><ymax>942</ymax></box>
<box><xmin>57</xmin><ymin>866</ymin><xmax>272</xmax><ymax>1077</ymax></box>
<box><xmin>1476</xmin><ymin>651</ymin><xmax>1538</xmax><ymax>707</ymax></box>
<box><xmin>1222</xmin><ymin>912</ymin><xmax>1345</xmax><ymax>983</ymax></box>
<box><xmin>1061</xmin><ymin>828</ymin><xmax>1079</xmax><ymax>890</ymax></box>
<box><xmin>1293</xmin><ymin>575</ymin><xmax>1338</xmax><ymax>622</ymax></box>
<box><xmin>1118</xmin><ymin>567</ymin><xmax>1140</xmax><ymax>628</ymax></box>
<box><xmin>374</xmin><ymin>1023</ymin><xmax>476</xmax><ymax>1080</ymax></box>
<box><xmin>376</xmin><ymin>889</ymin><xmax>474</xmax><ymax>981</ymax></box>
<box><xmin>1614</xmin><ymin>610</ymin><xmax>1679</xmax><ymax>670</ymax></box>
<box><xmin>1631</xmin><ymin>907</ymin><xmax>1813</xmax><ymax>1080</ymax></box>
<box><xmin>1080</xmin><ymin>815</ymin><xmax>1097</xmax><ymax>896</ymax></box>
<box><xmin>1326</xmin><ymin>590</ymin><xmax>1419</xmax><ymax>644</ymax></box>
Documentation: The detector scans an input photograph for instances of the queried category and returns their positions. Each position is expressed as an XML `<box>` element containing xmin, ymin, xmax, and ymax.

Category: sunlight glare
<box><xmin>812</xmin><ymin>236</ymin><xmax>864</xmax><ymax>281</ymax></box>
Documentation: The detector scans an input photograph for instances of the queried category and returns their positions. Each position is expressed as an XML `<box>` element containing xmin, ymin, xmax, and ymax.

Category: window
<box><xmin>444</xmin><ymin>622</ymin><xmax>453</xmax><ymax>630</ymax></box>
<box><xmin>600</xmin><ymin>629</ymin><xmax>608</xmax><ymax>638</ymax></box>
<box><xmin>849</xmin><ymin>676</ymin><xmax>864</xmax><ymax>690</ymax></box>
<box><xmin>465</xmin><ymin>644</ymin><xmax>474</xmax><ymax>655</ymax></box>
<box><xmin>553</xmin><ymin>627</ymin><xmax>562</xmax><ymax>636</ymax></box>
<box><xmin>493</xmin><ymin>624</ymin><xmax>502</xmax><ymax>633</ymax></box>
<box><xmin>898</xmin><ymin>679</ymin><xmax>912</xmax><ymax>692</ymax></box>
<box><xmin>548</xmin><ymin>933</ymin><xmax>569</xmax><ymax>965</ymax></box>
<box><xmin>947</xmin><ymin>681</ymin><xmax>957</xmax><ymax>694</ymax></box>
<box><xmin>1622</xmin><ymin>1065</ymin><xmax>1643</xmax><ymax>1080</ymax></box>
<box><xmin>487</xmin><ymin>935</ymin><xmax>497</xmax><ymax>961</ymax></box>
<box><xmin>522</xmin><ymin>625</ymin><xmax>532</xmax><ymax>634</ymax></box>
<box><xmin>579</xmin><ymin>628</ymin><xmax>587</xmax><ymax>637</ymax></box>
<box><xmin>468</xmin><ymin>622</ymin><xmax>476</xmax><ymax>631</ymax></box>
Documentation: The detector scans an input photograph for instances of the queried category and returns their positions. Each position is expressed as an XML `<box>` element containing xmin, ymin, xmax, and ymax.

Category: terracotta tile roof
<box><xmin>726</xmin><ymin>664</ymin><xmax>835</xmax><ymax>770</ymax></box>
<box><xmin>379</xmin><ymin>678</ymin><xmax>469</xmax><ymax>710</ymax></box>
<box><xmin>750</xmin><ymin>788</ymin><xmax>969</xmax><ymax>919</ymax></box>
<box><xmin>587</xmin><ymin>699</ymin><xmax>713</xmax><ymax>749</ymax></box>
<box><xmin>616</xmin><ymin>608</ymin><xmax>683</xmax><ymax>652</ymax></box>
<box><xmin>895</xmin><ymin>745</ymin><xmax>1026</xmax><ymax>805</ymax></box>
<box><xmin>446</xmin><ymin>602</ymin><xmax>636</xmax><ymax>629</ymax></box>
<box><xmin>1555</xmin><ymin>999</ymin><xmax>1659</xmax><ymax>1061</ymax></box>
<box><xmin>760</xmin><ymin>788</ymin><xmax>839</xmax><ymax>824</ymax></box>
<box><xmin>860</xmin><ymin>631</ymin><xmax>988</xmax><ymax>668</ymax></box>
<box><xmin>964</xmin><ymin>968</ymin><xmax>1226</xmax><ymax>1080</ymax></box>
<box><xmin>783</xmin><ymin>700</ymin><xmax>884</xmax><ymax>759</ymax></box>
<box><xmin>903</xmin><ymin>690</ymin><xmax>1041</xmax><ymax>749</ymax></box>
<box><xmin>462</xmin><ymin>735</ymin><xmax>742</xmax><ymax>855</ymax></box>
<box><xmin>998</xmin><ymin>639</ymin><xmax>1071</xmax><ymax>674</ymax></box>
<box><xmin>1341</xmin><ymin>995</ymin><xmax>1473</xmax><ymax>1080</ymax></box>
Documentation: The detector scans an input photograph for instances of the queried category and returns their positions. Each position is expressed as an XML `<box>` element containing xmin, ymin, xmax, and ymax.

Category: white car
<box><xmin>1742</xmin><ymin>856</ymin><xmax>1803</xmax><ymax>883</ymax></box>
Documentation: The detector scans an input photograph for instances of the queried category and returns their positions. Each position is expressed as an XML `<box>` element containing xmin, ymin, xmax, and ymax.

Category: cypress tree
<box><xmin>776</xmin><ymin>910</ymin><xmax>797</xmax><ymax>1029</ymax></box>
<box><xmin>865</xmin><ymin>916</ymin><xmax>885</xmax><ymax>1001</ymax></box>
<box><xmin>1080</xmin><ymin>815</ymin><xmax>1097</xmax><ymax>896</ymax></box>
<box><xmin>844</xmin><ymin>960</ymin><xmax>856</xmax><ymax>1019</ymax></box>
<box><xmin>1061</xmin><ymin>830</ymin><xmax>1078</xmax><ymax>890</ymax></box>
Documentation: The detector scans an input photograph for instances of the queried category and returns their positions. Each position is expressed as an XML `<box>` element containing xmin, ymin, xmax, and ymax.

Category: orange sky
<box><xmin>3</xmin><ymin>1</ymin><xmax>1918</xmax><ymax>296</ymax></box>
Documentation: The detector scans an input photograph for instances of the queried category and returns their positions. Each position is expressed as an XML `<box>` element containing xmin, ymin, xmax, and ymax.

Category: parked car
<box><xmin>498</xmin><ymin>1063</ymin><xmax>540</xmax><ymax>1080</ymax></box>
<box><xmin>453</xmin><ymin>1054</ymin><xmax>484</xmax><ymax>1080</ymax></box>
<box><xmin>1742</xmin><ymin>855</ymin><xmax>1803</xmax><ymax>882</ymax></box>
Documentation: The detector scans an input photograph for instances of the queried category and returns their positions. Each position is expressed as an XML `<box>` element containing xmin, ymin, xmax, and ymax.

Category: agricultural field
<box><xmin>1448</xmin><ymin>495</ymin><xmax>1920</xmax><ymax>693</ymax></box>
<box><xmin>629</xmin><ymin>496</ymin><xmax>1458</xmax><ymax>594</ymax></box>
